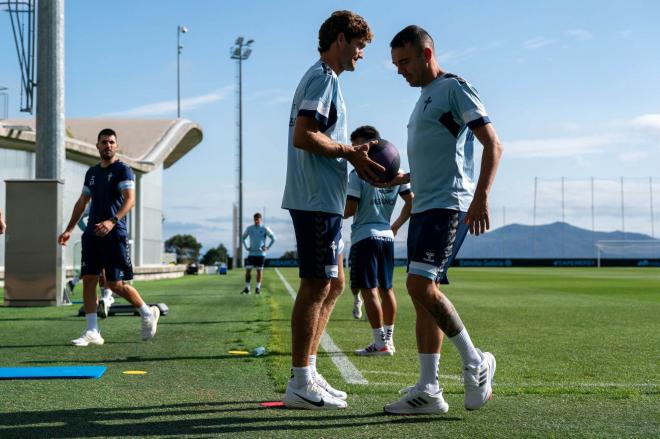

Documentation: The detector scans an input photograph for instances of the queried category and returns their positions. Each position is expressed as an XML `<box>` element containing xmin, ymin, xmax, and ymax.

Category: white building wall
<box><xmin>0</xmin><ymin>148</ymin><xmax>35</xmax><ymax>267</ymax></box>
<box><xmin>140</xmin><ymin>165</ymin><xmax>163</xmax><ymax>264</ymax></box>
<box><xmin>0</xmin><ymin>149</ymin><xmax>162</xmax><ymax>268</ymax></box>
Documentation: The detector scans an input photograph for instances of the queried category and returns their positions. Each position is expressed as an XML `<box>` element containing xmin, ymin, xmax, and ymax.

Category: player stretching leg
<box><xmin>384</xmin><ymin>26</ymin><xmax>503</xmax><ymax>414</ymax></box>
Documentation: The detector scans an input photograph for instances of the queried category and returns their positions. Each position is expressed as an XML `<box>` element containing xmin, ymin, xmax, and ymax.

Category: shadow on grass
<box><xmin>160</xmin><ymin>318</ymin><xmax>289</xmax><ymax>326</ymax></box>
<box><xmin>0</xmin><ymin>340</ymin><xmax>139</xmax><ymax>350</ymax></box>
<box><xmin>0</xmin><ymin>401</ymin><xmax>462</xmax><ymax>438</ymax></box>
<box><xmin>22</xmin><ymin>350</ymin><xmax>292</xmax><ymax>364</ymax></box>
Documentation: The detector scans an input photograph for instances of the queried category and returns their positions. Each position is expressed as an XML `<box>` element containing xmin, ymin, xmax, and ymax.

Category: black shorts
<box><xmin>407</xmin><ymin>209</ymin><xmax>468</xmax><ymax>282</ymax></box>
<box><xmin>349</xmin><ymin>237</ymin><xmax>394</xmax><ymax>290</ymax></box>
<box><xmin>245</xmin><ymin>255</ymin><xmax>265</xmax><ymax>269</ymax></box>
<box><xmin>289</xmin><ymin>209</ymin><xmax>342</xmax><ymax>279</ymax></box>
<box><xmin>81</xmin><ymin>232</ymin><xmax>133</xmax><ymax>281</ymax></box>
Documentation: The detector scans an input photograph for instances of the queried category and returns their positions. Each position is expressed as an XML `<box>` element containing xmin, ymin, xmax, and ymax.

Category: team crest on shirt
<box><xmin>107</xmin><ymin>172</ymin><xmax>113</xmax><ymax>182</ymax></box>
<box><xmin>423</xmin><ymin>96</ymin><xmax>432</xmax><ymax>112</ymax></box>
<box><xmin>89</xmin><ymin>176</ymin><xmax>95</xmax><ymax>186</ymax></box>
<box><xmin>423</xmin><ymin>251</ymin><xmax>435</xmax><ymax>263</ymax></box>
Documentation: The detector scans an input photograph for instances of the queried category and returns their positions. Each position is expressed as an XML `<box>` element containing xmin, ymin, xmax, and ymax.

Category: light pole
<box><xmin>230</xmin><ymin>36</ymin><xmax>253</xmax><ymax>268</ymax></box>
<box><xmin>177</xmin><ymin>25</ymin><xmax>188</xmax><ymax>118</ymax></box>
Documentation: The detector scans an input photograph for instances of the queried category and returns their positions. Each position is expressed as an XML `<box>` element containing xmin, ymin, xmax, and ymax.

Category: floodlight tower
<box><xmin>177</xmin><ymin>25</ymin><xmax>188</xmax><ymax>118</ymax></box>
<box><xmin>230</xmin><ymin>36</ymin><xmax>253</xmax><ymax>268</ymax></box>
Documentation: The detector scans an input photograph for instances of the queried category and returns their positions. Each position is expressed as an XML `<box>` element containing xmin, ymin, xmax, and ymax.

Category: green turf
<box><xmin>0</xmin><ymin>267</ymin><xmax>658</xmax><ymax>438</ymax></box>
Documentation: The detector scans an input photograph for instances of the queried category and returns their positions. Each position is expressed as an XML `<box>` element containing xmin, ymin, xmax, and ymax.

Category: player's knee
<box><xmin>330</xmin><ymin>277</ymin><xmax>345</xmax><ymax>296</ymax></box>
<box><xmin>105</xmin><ymin>281</ymin><xmax>124</xmax><ymax>296</ymax></box>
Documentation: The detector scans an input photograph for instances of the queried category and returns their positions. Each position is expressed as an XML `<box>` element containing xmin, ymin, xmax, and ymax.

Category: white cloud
<box><xmin>618</xmin><ymin>151</ymin><xmax>647</xmax><ymax>163</ymax></box>
<box><xmin>632</xmin><ymin>114</ymin><xmax>660</xmax><ymax>138</ymax></box>
<box><xmin>618</xmin><ymin>30</ymin><xmax>633</xmax><ymax>39</ymax></box>
<box><xmin>522</xmin><ymin>37</ymin><xmax>555</xmax><ymax>50</ymax></box>
<box><xmin>103</xmin><ymin>86</ymin><xmax>233</xmax><ymax>117</ymax></box>
<box><xmin>504</xmin><ymin>135</ymin><xmax>614</xmax><ymax>158</ymax></box>
<box><xmin>437</xmin><ymin>47</ymin><xmax>478</xmax><ymax>64</ymax></box>
<box><xmin>564</xmin><ymin>29</ymin><xmax>593</xmax><ymax>41</ymax></box>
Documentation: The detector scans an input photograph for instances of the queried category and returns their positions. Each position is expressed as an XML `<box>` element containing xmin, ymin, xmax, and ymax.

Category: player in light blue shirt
<box><xmin>240</xmin><ymin>213</ymin><xmax>276</xmax><ymax>295</ymax></box>
<box><xmin>344</xmin><ymin>126</ymin><xmax>413</xmax><ymax>357</ymax></box>
<box><xmin>281</xmin><ymin>11</ymin><xmax>382</xmax><ymax>411</ymax></box>
<box><xmin>384</xmin><ymin>26</ymin><xmax>504</xmax><ymax>415</ymax></box>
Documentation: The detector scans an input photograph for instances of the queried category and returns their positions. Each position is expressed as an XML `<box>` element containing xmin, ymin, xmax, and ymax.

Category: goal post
<box><xmin>595</xmin><ymin>240</ymin><xmax>660</xmax><ymax>267</ymax></box>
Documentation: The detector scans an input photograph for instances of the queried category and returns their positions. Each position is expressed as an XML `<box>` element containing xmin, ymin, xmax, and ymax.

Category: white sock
<box><xmin>372</xmin><ymin>327</ymin><xmax>385</xmax><ymax>347</ymax></box>
<box><xmin>417</xmin><ymin>353</ymin><xmax>440</xmax><ymax>393</ymax></box>
<box><xmin>256</xmin><ymin>282</ymin><xmax>261</xmax><ymax>289</ymax></box>
<box><xmin>449</xmin><ymin>328</ymin><xmax>482</xmax><ymax>367</ymax></box>
<box><xmin>102</xmin><ymin>288</ymin><xmax>113</xmax><ymax>299</ymax></box>
<box><xmin>137</xmin><ymin>303</ymin><xmax>153</xmax><ymax>318</ymax></box>
<box><xmin>308</xmin><ymin>355</ymin><xmax>317</xmax><ymax>375</ymax></box>
<box><xmin>354</xmin><ymin>294</ymin><xmax>362</xmax><ymax>304</ymax></box>
<box><xmin>245</xmin><ymin>282</ymin><xmax>251</xmax><ymax>290</ymax></box>
<box><xmin>384</xmin><ymin>324</ymin><xmax>394</xmax><ymax>342</ymax></box>
<box><xmin>85</xmin><ymin>313</ymin><xmax>99</xmax><ymax>333</ymax></box>
<box><xmin>291</xmin><ymin>366</ymin><xmax>313</xmax><ymax>387</ymax></box>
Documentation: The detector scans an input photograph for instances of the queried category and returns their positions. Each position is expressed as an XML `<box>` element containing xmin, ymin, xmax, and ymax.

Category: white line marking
<box><xmin>275</xmin><ymin>268</ymin><xmax>368</xmax><ymax>385</ymax></box>
<box><xmin>362</xmin><ymin>370</ymin><xmax>462</xmax><ymax>381</ymax></box>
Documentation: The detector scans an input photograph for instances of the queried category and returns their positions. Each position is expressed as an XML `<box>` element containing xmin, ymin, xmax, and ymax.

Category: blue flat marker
<box><xmin>0</xmin><ymin>366</ymin><xmax>107</xmax><ymax>380</ymax></box>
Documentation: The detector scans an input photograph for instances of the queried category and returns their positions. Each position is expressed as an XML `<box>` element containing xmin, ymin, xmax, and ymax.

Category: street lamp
<box><xmin>230</xmin><ymin>36</ymin><xmax>253</xmax><ymax>268</ymax></box>
<box><xmin>177</xmin><ymin>25</ymin><xmax>188</xmax><ymax>118</ymax></box>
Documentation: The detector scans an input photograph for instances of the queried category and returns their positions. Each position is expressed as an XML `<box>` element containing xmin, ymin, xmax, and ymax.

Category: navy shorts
<box><xmin>245</xmin><ymin>255</ymin><xmax>265</xmax><ymax>269</ymax></box>
<box><xmin>289</xmin><ymin>209</ymin><xmax>342</xmax><ymax>279</ymax></box>
<box><xmin>81</xmin><ymin>232</ymin><xmax>134</xmax><ymax>281</ymax></box>
<box><xmin>407</xmin><ymin>209</ymin><xmax>468</xmax><ymax>282</ymax></box>
<box><xmin>349</xmin><ymin>237</ymin><xmax>394</xmax><ymax>290</ymax></box>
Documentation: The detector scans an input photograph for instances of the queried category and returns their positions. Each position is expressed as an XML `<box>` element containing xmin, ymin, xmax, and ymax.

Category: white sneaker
<box><xmin>352</xmin><ymin>297</ymin><xmax>363</xmax><ymax>319</ymax></box>
<box><xmin>463</xmin><ymin>349</ymin><xmax>496</xmax><ymax>410</ymax></box>
<box><xmin>315</xmin><ymin>372</ymin><xmax>347</xmax><ymax>400</ymax></box>
<box><xmin>283</xmin><ymin>380</ymin><xmax>347</xmax><ymax>410</ymax></box>
<box><xmin>386</xmin><ymin>339</ymin><xmax>396</xmax><ymax>353</ymax></box>
<box><xmin>384</xmin><ymin>385</ymin><xmax>449</xmax><ymax>415</ymax></box>
<box><xmin>141</xmin><ymin>306</ymin><xmax>160</xmax><ymax>341</ymax></box>
<box><xmin>355</xmin><ymin>342</ymin><xmax>394</xmax><ymax>356</ymax></box>
<box><xmin>71</xmin><ymin>330</ymin><xmax>104</xmax><ymax>347</ymax></box>
<box><xmin>98</xmin><ymin>298</ymin><xmax>110</xmax><ymax>319</ymax></box>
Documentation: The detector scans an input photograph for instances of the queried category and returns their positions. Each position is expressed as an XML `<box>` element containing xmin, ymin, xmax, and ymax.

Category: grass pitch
<box><xmin>0</xmin><ymin>267</ymin><xmax>658</xmax><ymax>438</ymax></box>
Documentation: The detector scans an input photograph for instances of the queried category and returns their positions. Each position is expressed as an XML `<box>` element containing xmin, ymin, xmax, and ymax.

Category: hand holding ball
<box><xmin>368</xmin><ymin>138</ymin><xmax>401</xmax><ymax>183</ymax></box>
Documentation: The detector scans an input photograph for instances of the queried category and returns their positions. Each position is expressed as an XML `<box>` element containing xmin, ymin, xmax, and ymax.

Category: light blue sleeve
<box><xmin>266</xmin><ymin>227</ymin><xmax>276</xmax><ymax>248</ymax></box>
<box><xmin>347</xmin><ymin>171</ymin><xmax>361</xmax><ymax>199</ymax></box>
<box><xmin>242</xmin><ymin>227</ymin><xmax>250</xmax><ymax>251</ymax></box>
<box><xmin>450</xmin><ymin>80</ymin><xmax>490</xmax><ymax>129</ymax></box>
<box><xmin>297</xmin><ymin>73</ymin><xmax>336</xmax><ymax>132</ymax></box>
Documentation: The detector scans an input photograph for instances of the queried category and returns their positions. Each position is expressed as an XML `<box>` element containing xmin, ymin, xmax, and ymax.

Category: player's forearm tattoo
<box><xmin>430</xmin><ymin>296</ymin><xmax>465</xmax><ymax>337</ymax></box>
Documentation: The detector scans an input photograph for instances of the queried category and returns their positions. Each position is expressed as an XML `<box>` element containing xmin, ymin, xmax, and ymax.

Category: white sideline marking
<box><xmin>363</xmin><ymin>370</ymin><xmax>462</xmax><ymax>381</ymax></box>
<box><xmin>275</xmin><ymin>268</ymin><xmax>368</xmax><ymax>385</ymax></box>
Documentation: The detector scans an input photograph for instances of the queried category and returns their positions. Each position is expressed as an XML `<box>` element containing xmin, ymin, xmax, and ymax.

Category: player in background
<box><xmin>384</xmin><ymin>25</ymin><xmax>503</xmax><ymax>414</ymax></box>
<box><xmin>0</xmin><ymin>208</ymin><xmax>5</xmax><ymax>234</ymax></box>
<box><xmin>58</xmin><ymin>128</ymin><xmax>160</xmax><ymax>347</ymax></box>
<box><xmin>281</xmin><ymin>11</ymin><xmax>381</xmax><ymax>410</ymax></box>
<box><xmin>344</xmin><ymin>125</ymin><xmax>413</xmax><ymax>356</ymax></box>
<box><xmin>240</xmin><ymin>213</ymin><xmax>276</xmax><ymax>294</ymax></box>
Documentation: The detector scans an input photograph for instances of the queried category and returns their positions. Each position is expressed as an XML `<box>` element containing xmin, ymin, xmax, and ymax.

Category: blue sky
<box><xmin>2</xmin><ymin>0</ymin><xmax>659</xmax><ymax>256</ymax></box>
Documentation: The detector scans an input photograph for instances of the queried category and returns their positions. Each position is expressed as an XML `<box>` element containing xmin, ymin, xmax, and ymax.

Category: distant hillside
<box><xmin>392</xmin><ymin>222</ymin><xmax>659</xmax><ymax>259</ymax></box>
<box><xmin>457</xmin><ymin>222</ymin><xmax>659</xmax><ymax>258</ymax></box>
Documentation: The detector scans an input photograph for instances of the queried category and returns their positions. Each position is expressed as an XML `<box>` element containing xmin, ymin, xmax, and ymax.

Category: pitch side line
<box><xmin>275</xmin><ymin>268</ymin><xmax>368</xmax><ymax>385</ymax></box>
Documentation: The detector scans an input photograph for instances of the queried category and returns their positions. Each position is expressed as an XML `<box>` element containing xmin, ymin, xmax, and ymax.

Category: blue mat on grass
<box><xmin>0</xmin><ymin>366</ymin><xmax>106</xmax><ymax>380</ymax></box>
